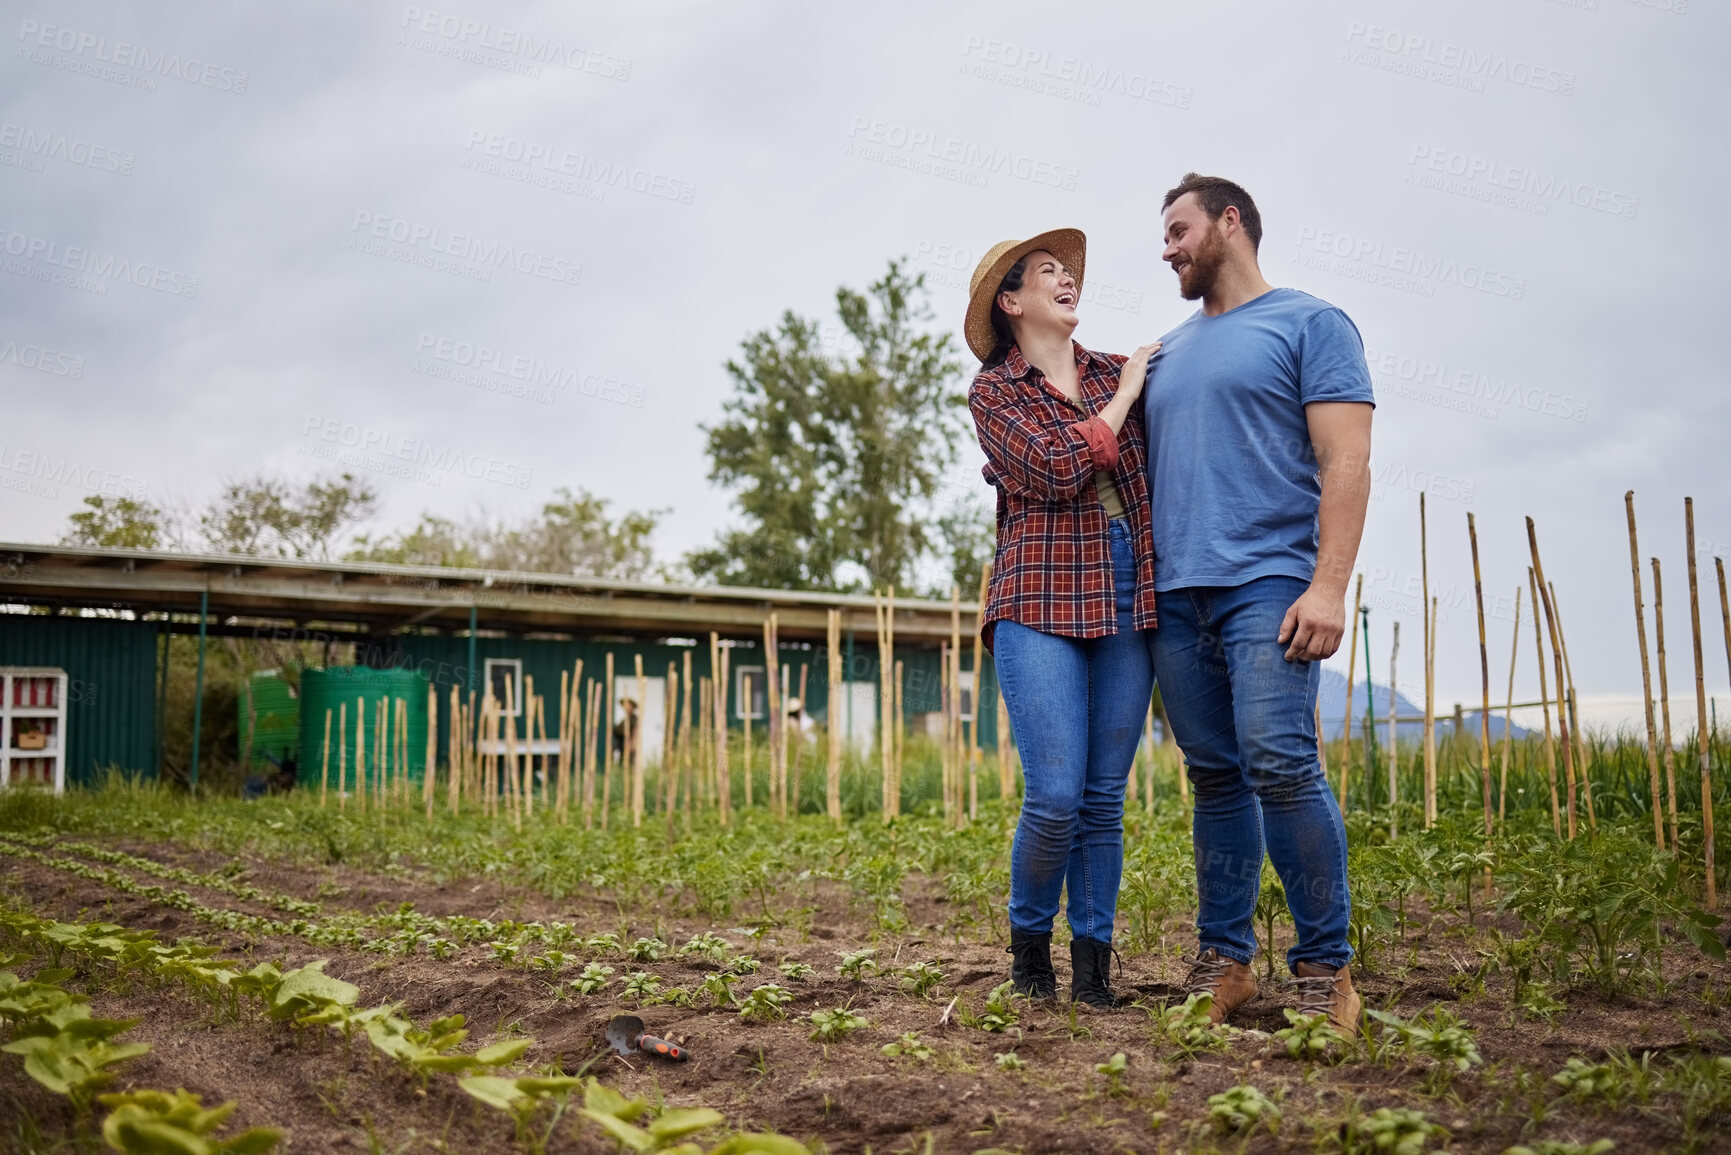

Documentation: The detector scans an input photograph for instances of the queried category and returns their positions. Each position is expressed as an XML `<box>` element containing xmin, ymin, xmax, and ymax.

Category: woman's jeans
<box><xmin>1148</xmin><ymin>576</ymin><xmax>1353</xmax><ymax>972</ymax></box>
<box><xmin>995</xmin><ymin>519</ymin><xmax>1152</xmax><ymax>945</ymax></box>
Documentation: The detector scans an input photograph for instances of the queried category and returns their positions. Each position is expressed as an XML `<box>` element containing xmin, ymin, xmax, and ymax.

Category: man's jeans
<box><xmin>1149</xmin><ymin>576</ymin><xmax>1352</xmax><ymax>971</ymax></box>
<box><xmin>995</xmin><ymin>519</ymin><xmax>1152</xmax><ymax>945</ymax></box>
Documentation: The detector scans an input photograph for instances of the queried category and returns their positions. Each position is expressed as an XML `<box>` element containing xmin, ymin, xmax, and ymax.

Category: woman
<box><xmin>965</xmin><ymin>229</ymin><xmax>1160</xmax><ymax>1009</ymax></box>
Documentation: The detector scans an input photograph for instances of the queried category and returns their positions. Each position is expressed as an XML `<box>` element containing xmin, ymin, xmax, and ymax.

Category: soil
<box><xmin>2</xmin><ymin>835</ymin><xmax>1728</xmax><ymax>1154</ymax></box>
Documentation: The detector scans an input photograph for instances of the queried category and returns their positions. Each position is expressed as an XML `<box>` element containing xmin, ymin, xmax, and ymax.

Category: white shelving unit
<box><xmin>1</xmin><ymin>667</ymin><xmax>68</xmax><ymax>793</ymax></box>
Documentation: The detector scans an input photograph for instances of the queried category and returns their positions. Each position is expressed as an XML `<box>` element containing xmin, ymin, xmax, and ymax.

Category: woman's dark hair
<box><xmin>981</xmin><ymin>258</ymin><xmax>1027</xmax><ymax>369</ymax></box>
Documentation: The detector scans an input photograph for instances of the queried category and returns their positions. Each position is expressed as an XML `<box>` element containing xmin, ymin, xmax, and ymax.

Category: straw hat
<box><xmin>963</xmin><ymin>228</ymin><xmax>1087</xmax><ymax>362</ymax></box>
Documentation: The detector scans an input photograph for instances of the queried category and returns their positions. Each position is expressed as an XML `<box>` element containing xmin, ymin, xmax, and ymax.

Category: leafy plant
<box><xmin>679</xmin><ymin>933</ymin><xmax>733</xmax><ymax>962</ymax></box>
<box><xmin>958</xmin><ymin>981</ymin><xmax>1022</xmax><ymax>1033</ymax></box>
<box><xmin>1147</xmin><ymin>993</ymin><xmax>1226</xmax><ymax>1055</ymax></box>
<box><xmin>1368</xmin><ymin>1007</ymin><xmax>1483</xmax><ymax>1079</ymax></box>
<box><xmin>1272</xmin><ymin>1008</ymin><xmax>1348</xmax><ymax>1062</ymax></box>
<box><xmin>1095</xmin><ymin>1051</ymin><xmax>1129</xmax><ymax>1098</ymax></box>
<box><xmin>898</xmin><ymin>961</ymin><xmax>945</xmax><ymax>998</ymax></box>
<box><xmin>837</xmin><ymin>948</ymin><xmax>878</xmax><ymax>981</ymax></box>
<box><xmin>461</xmin><ymin>1074</ymin><xmax>583</xmax><ymax>1155</ymax></box>
<box><xmin>570</xmin><ymin>964</ymin><xmax>614</xmax><ymax>995</ymax></box>
<box><xmin>2</xmin><ymin>1004</ymin><xmax>151</xmax><ymax>1110</ymax></box>
<box><xmin>1346</xmin><ymin>1106</ymin><xmax>1446</xmax><ymax>1154</ymax></box>
<box><xmin>1505</xmin><ymin>1141</ymin><xmax>1615</xmax><ymax>1155</ymax></box>
<box><xmin>628</xmin><ymin>937</ymin><xmax>669</xmax><ymax>962</ymax></box>
<box><xmin>622</xmin><ymin>972</ymin><xmax>663</xmax><ymax>1002</ymax></box>
<box><xmin>701</xmin><ymin>971</ymin><xmax>741</xmax><ymax>1008</ymax></box>
<box><xmin>994</xmin><ymin>1051</ymin><xmax>1027</xmax><ymax>1071</ymax></box>
<box><xmin>882</xmin><ymin>1031</ymin><xmax>934</xmax><ymax>1062</ymax></box>
<box><xmin>808</xmin><ymin>1007</ymin><xmax>868</xmax><ymax>1043</ymax></box>
<box><xmin>99</xmin><ymin>1089</ymin><xmax>281</xmax><ymax>1154</ymax></box>
<box><xmin>1207</xmin><ymin>1085</ymin><xmax>1280</xmax><ymax>1135</ymax></box>
<box><xmin>777</xmin><ymin>961</ymin><xmax>813</xmax><ymax>981</ymax></box>
<box><xmin>739</xmin><ymin>983</ymin><xmax>793</xmax><ymax>1023</ymax></box>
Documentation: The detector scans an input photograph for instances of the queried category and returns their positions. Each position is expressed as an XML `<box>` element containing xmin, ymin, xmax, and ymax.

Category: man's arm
<box><xmin>1278</xmin><ymin>401</ymin><xmax>1373</xmax><ymax>661</ymax></box>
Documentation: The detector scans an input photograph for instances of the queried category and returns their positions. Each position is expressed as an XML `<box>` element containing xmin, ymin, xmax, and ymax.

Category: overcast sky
<box><xmin>1</xmin><ymin>0</ymin><xmax>1725</xmax><ymax>725</ymax></box>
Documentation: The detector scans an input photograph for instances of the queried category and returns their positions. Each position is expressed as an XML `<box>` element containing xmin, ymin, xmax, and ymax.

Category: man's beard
<box><xmin>1175</xmin><ymin>225</ymin><xmax>1226</xmax><ymax>301</ymax></box>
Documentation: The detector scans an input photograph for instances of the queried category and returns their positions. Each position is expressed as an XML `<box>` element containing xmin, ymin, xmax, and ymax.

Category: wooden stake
<box><xmin>792</xmin><ymin>663</ymin><xmax>809</xmax><ymax>816</ymax></box>
<box><xmin>425</xmin><ymin>686</ymin><xmax>436</xmax><ymax>820</ymax></box>
<box><xmin>504</xmin><ymin>678</ymin><xmax>521</xmax><ymax>831</ymax></box>
<box><xmin>1528</xmin><ymin>567</ymin><xmax>1561</xmax><ymax>837</ymax></box>
<box><xmin>319</xmin><ymin>708</ymin><xmax>332</xmax><ymax>809</ymax></box>
<box><xmin>664</xmin><ymin>663</ymin><xmax>680</xmax><ymax>839</ymax></box>
<box><xmin>1387</xmin><ymin>620</ymin><xmax>1400</xmax><ymax>840</ymax></box>
<box><xmin>742</xmin><ymin>662</ymin><xmax>754</xmax><ymax>811</ymax></box>
<box><xmin>1468</xmin><ymin>514</ymin><xmax>1494</xmax><ymax>844</ymax></box>
<box><xmin>763</xmin><ymin>615</ymin><xmax>781</xmax><ymax>818</ymax></box>
<box><xmin>875</xmin><ymin>590</ymin><xmax>894</xmax><ymax>821</ymax></box>
<box><xmin>632</xmin><ymin>656</ymin><xmax>647</xmax><ymax>825</ymax></box>
<box><xmin>448</xmin><ymin>684</ymin><xmax>461</xmax><ymax>816</ymax></box>
<box><xmin>1341</xmin><ymin>573</ymin><xmax>1363</xmax><ymax>811</ymax></box>
<box><xmin>971</xmin><ymin>563</ymin><xmax>990</xmax><ymax>823</ymax></box>
<box><xmin>558</xmin><ymin>668</ymin><xmax>571</xmax><ymax>822</ymax></box>
<box><xmin>1653</xmin><ymin>558</ymin><xmax>1681</xmax><ymax>851</ymax></box>
<box><xmin>355</xmin><ymin>694</ymin><xmax>367</xmax><ymax>816</ymax></box>
<box><xmin>584</xmin><ymin>679</ymin><xmax>601</xmax><ymax>828</ymax></box>
<box><xmin>603</xmin><ymin>653</ymin><xmax>615</xmax><ymax>831</ymax></box>
<box><xmin>716</xmin><ymin>641</ymin><xmax>732</xmax><ymax>825</ymax></box>
<box><xmin>1528</xmin><ymin>521</ymin><xmax>1577</xmax><ymax>839</ymax></box>
<box><xmin>997</xmin><ymin>676</ymin><xmax>1015</xmax><ymax>801</ymax></box>
<box><xmin>1549</xmin><ymin>582</ymin><xmax>1596</xmax><ymax>831</ymax></box>
<box><xmin>1685</xmin><ymin>498</ymin><xmax>1716</xmax><ymax>909</ymax></box>
<box><xmin>827</xmin><ymin>608</ymin><xmax>843</xmax><ymax>824</ymax></box>
<box><xmin>1626</xmin><ymin>493</ymin><xmax>1667</xmax><ymax>848</ymax></box>
<box><xmin>335</xmin><ymin>699</ymin><xmax>346</xmax><ymax>810</ymax></box>
<box><xmin>681</xmin><ymin>651</ymin><xmax>694</xmax><ymax>831</ymax></box>
<box><xmin>893</xmin><ymin>659</ymin><xmax>905</xmax><ymax>811</ymax></box>
<box><xmin>1421</xmin><ymin>494</ymin><xmax>1436</xmax><ymax>828</ymax></box>
<box><xmin>1498</xmin><ymin>587</ymin><xmax>1521</xmax><ymax>828</ymax></box>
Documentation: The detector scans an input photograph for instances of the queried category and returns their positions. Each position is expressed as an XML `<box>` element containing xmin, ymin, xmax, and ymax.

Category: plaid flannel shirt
<box><xmin>970</xmin><ymin>341</ymin><xmax>1158</xmax><ymax>650</ymax></box>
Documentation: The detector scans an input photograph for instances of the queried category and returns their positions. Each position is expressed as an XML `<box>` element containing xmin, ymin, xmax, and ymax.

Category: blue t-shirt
<box><xmin>1143</xmin><ymin>287</ymin><xmax>1374</xmax><ymax>592</ymax></box>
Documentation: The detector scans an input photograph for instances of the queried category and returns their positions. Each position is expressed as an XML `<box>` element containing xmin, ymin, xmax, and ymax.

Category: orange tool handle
<box><xmin>639</xmin><ymin>1034</ymin><xmax>687</xmax><ymax>1061</ymax></box>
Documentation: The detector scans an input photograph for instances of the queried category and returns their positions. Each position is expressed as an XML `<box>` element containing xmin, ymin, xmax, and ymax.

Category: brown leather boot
<box><xmin>1291</xmin><ymin>961</ymin><xmax>1362</xmax><ymax>1038</ymax></box>
<box><xmin>1182</xmin><ymin>948</ymin><xmax>1259</xmax><ymax>1024</ymax></box>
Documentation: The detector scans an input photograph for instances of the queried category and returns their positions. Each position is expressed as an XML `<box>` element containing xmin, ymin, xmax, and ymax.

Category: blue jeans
<box><xmin>1149</xmin><ymin>576</ymin><xmax>1352</xmax><ymax>971</ymax></box>
<box><xmin>996</xmin><ymin>519</ymin><xmax>1152</xmax><ymax>944</ymax></box>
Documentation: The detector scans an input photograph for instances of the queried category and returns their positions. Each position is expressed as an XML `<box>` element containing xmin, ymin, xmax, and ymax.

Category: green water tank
<box><xmin>296</xmin><ymin>667</ymin><xmax>430</xmax><ymax>792</ymax></box>
<box><xmin>240</xmin><ymin>671</ymin><xmax>300</xmax><ymax>774</ymax></box>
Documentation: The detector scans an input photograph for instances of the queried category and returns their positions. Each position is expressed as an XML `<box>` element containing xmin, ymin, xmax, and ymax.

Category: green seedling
<box><xmin>837</xmin><ymin>948</ymin><xmax>878</xmax><ymax>981</ymax></box>
<box><xmin>994</xmin><ymin>1052</ymin><xmax>1027</xmax><ymax>1071</ymax></box>
<box><xmin>678</xmin><ymin>932</ymin><xmax>733</xmax><ymax>962</ymax></box>
<box><xmin>738</xmin><ymin>983</ymin><xmax>793</xmax><ymax>1023</ymax></box>
<box><xmin>701</xmin><ymin>971</ymin><xmax>741</xmax><ymax>1008</ymax></box>
<box><xmin>461</xmin><ymin>1074</ymin><xmax>582</xmax><ymax>1155</ymax></box>
<box><xmin>1147</xmin><ymin>992</ymin><xmax>1225</xmax><ymax>1054</ymax></box>
<box><xmin>808</xmin><ymin>1007</ymin><xmax>868</xmax><ymax>1043</ymax></box>
<box><xmin>628</xmin><ymin>937</ymin><xmax>669</xmax><ymax>962</ymax></box>
<box><xmin>622</xmin><ymin>972</ymin><xmax>663</xmax><ymax>1002</ymax></box>
<box><xmin>958</xmin><ymin>981</ymin><xmax>1022</xmax><ymax>1033</ymax></box>
<box><xmin>1272</xmin><ymin>1008</ymin><xmax>1348</xmax><ymax>1062</ymax></box>
<box><xmin>570</xmin><ymin>964</ymin><xmax>614</xmax><ymax>995</ymax></box>
<box><xmin>898</xmin><ymin>961</ymin><xmax>945</xmax><ymax>997</ymax></box>
<box><xmin>1345</xmin><ymin>1106</ymin><xmax>1447</xmax><ymax>1154</ymax></box>
<box><xmin>882</xmin><ymin>1031</ymin><xmax>934</xmax><ymax>1062</ymax></box>
<box><xmin>2</xmin><ymin>1005</ymin><xmax>151</xmax><ymax>1110</ymax></box>
<box><xmin>1505</xmin><ymin>1142</ymin><xmax>1615</xmax><ymax>1155</ymax></box>
<box><xmin>1206</xmin><ymin>1085</ymin><xmax>1280</xmax><ymax>1136</ymax></box>
<box><xmin>99</xmin><ymin>1089</ymin><xmax>281</xmax><ymax>1154</ymax></box>
<box><xmin>1095</xmin><ymin>1051</ymin><xmax>1129</xmax><ymax>1098</ymax></box>
<box><xmin>778</xmin><ymin>960</ymin><xmax>814</xmax><ymax>981</ymax></box>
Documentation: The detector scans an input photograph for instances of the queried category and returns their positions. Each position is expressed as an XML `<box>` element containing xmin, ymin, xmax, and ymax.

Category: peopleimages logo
<box><xmin>0</xmin><ymin>226</ymin><xmax>199</xmax><ymax>297</ymax></box>
<box><xmin>15</xmin><ymin>19</ymin><xmax>249</xmax><ymax>92</ymax></box>
<box><xmin>1342</xmin><ymin>21</ymin><xmax>1576</xmax><ymax>96</ymax></box>
<box><xmin>845</xmin><ymin>116</ymin><xmax>1080</xmax><ymax>191</ymax></box>
<box><xmin>398</xmin><ymin>8</ymin><xmax>631</xmax><ymax>80</ymax></box>
<box><xmin>0</xmin><ymin>338</ymin><xmax>84</xmax><ymax>379</ymax></box>
<box><xmin>300</xmin><ymin>415</ymin><xmax>534</xmax><ymax>490</ymax></box>
<box><xmin>1364</xmin><ymin>343</ymin><xmax>1589</xmax><ymax>423</ymax></box>
<box><xmin>957</xmin><ymin>36</ymin><xmax>1193</xmax><ymax>110</ymax></box>
<box><xmin>1291</xmin><ymin>226</ymin><xmax>1526</xmax><ymax>301</ymax></box>
<box><xmin>0</xmin><ymin>122</ymin><xmax>134</xmax><ymax>174</ymax></box>
<box><xmin>462</xmin><ymin>132</ymin><xmax>695</xmax><ymax>204</ymax></box>
<box><xmin>1407</xmin><ymin>145</ymin><xmax>1638</xmax><ymax>220</ymax></box>
<box><xmin>347</xmin><ymin>211</ymin><xmax>581</xmax><ymax>287</ymax></box>
<box><xmin>413</xmin><ymin>332</ymin><xmax>646</xmax><ymax>408</ymax></box>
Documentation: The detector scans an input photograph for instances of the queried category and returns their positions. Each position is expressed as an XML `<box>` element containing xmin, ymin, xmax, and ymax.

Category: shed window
<box><xmin>485</xmin><ymin>658</ymin><xmax>523</xmax><ymax>715</ymax></box>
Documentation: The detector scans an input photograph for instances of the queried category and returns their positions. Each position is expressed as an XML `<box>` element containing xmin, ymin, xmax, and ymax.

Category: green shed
<box><xmin>239</xmin><ymin>671</ymin><xmax>300</xmax><ymax>775</ymax></box>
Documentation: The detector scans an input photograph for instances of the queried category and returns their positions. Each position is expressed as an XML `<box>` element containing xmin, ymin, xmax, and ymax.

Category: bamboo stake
<box><xmin>827</xmin><ymin>609</ymin><xmax>843</xmax><ymax>824</ymax></box>
<box><xmin>1498</xmin><ymin>588</ymin><xmax>1521</xmax><ymax>827</ymax></box>
<box><xmin>320</xmin><ymin>708</ymin><xmax>332</xmax><ymax>809</ymax></box>
<box><xmin>763</xmin><ymin>616</ymin><xmax>781</xmax><ymax>818</ymax></box>
<box><xmin>424</xmin><ymin>688</ymin><xmax>436</xmax><ymax>819</ymax></box>
<box><xmin>1341</xmin><ymin>573</ymin><xmax>1363</xmax><ymax>811</ymax></box>
<box><xmin>504</xmin><ymin>678</ymin><xmax>521</xmax><ymax>830</ymax></box>
<box><xmin>374</xmin><ymin>696</ymin><xmax>385</xmax><ymax>811</ymax></box>
<box><xmin>791</xmin><ymin>664</ymin><xmax>809</xmax><ymax>816</ymax></box>
<box><xmin>998</xmin><ymin>677</ymin><xmax>1015</xmax><ymax>800</ymax></box>
<box><xmin>1140</xmin><ymin>703</ymin><xmax>1154</xmax><ymax>813</ymax></box>
<box><xmin>1626</xmin><ymin>493</ymin><xmax>1667</xmax><ymax>848</ymax></box>
<box><xmin>1314</xmin><ymin>699</ymin><xmax>1328</xmax><ymax>785</ymax></box>
<box><xmin>585</xmin><ymin>679</ymin><xmax>601</xmax><ymax>828</ymax></box>
<box><xmin>1654</xmin><ymin>559</ymin><xmax>1680</xmax><ymax>851</ymax></box>
<box><xmin>893</xmin><ymin>659</ymin><xmax>905</xmax><ymax>813</ymax></box>
<box><xmin>664</xmin><ymin>663</ymin><xmax>680</xmax><ymax>840</ymax></box>
<box><xmin>536</xmin><ymin>693</ymin><xmax>550</xmax><ymax>812</ymax></box>
<box><xmin>779</xmin><ymin>660</ymin><xmax>791</xmax><ymax>818</ymax></box>
<box><xmin>632</xmin><ymin>656</ymin><xmax>646</xmax><ymax>825</ymax></box>
<box><xmin>950</xmin><ymin>582</ymin><xmax>964</xmax><ymax>827</ymax></box>
<box><xmin>1718</xmin><ymin>556</ymin><xmax>1731</xmax><ymax>825</ymax></box>
<box><xmin>716</xmin><ymin>642</ymin><xmax>732</xmax><ymax>825</ymax></box>
<box><xmin>697</xmin><ymin>677</ymin><xmax>711</xmax><ymax>810</ymax></box>
<box><xmin>971</xmin><ymin>563</ymin><xmax>989</xmax><ymax>823</ymax></box>
<box><xmin>681</xmin><ymin>651</ymin><xmax>694</xmax><ymax>830</ymax></box>
<box><xmin>1685</xmin><ymin>498</ymin><xmax>1716</xmax><ymax>909</ymax></box>
<box><xmin>1387</xmin><ymin>620</ymin><xmax>1399</xmax><ymax>840</ymax></box>
<box><xmin>338</xmin><ymin>702</ymin><xmax>348</xmax><ymax>811</ymax></box>
<box><xmin>742</xmin><ymin>663</ymin><xmax>754</xmax><ymax>812</ymax></box>
<box><xmin>603</xmin><ymin>654</ymin><xmax>615</xmax><ymax>830</ymax></box>
<box><xmin>448</xmin><ymin>684</ymin><xmax>461</xmax><ymax>816</ymax></box>
<box><xmin>1468</xmin><ymin>515</ymin><xmax>1494</xmax><ymax>845</ymax></box>
<box><xmin>1528</xmin><ymin>567</ymin><xmax>1561</xmax><ymax>836</ymax></box>
<box><xmin>558</xmin><ymin>668</ymin><xmax>571</xmax><ymax>822</ymax></box>
<box><xmin>1549</xmin><ymin>583</ymin><xmax>1596</xmax><ymax>831</ymax></box>
<box><xmin>355</xmin><ymin>694</ymin><xmax>367</xmax><ymax>815</ymax></box>
<box><xmin>1528</xmin><ymin>521</ymin><xmax>1577</xmax><ymax>839</ymax></box>
<box><xmin>1420</xmin><ymin>494</ymin><xmax>1436</xmax><ymax>828</ymax></box>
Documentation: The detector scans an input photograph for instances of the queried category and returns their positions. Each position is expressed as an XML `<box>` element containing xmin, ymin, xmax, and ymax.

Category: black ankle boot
<box><xmin>1070</xmin><ymin>937</ymin><xmax>1124</xmax><ymax>1010</ymax></box>
<box><xmin>1007</xmin><ymin>929</ymin><xmax>1057</xmax><ymax>1000</ymax></box>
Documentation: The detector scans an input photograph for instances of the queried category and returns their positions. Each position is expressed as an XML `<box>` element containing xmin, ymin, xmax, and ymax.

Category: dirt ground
<box><xmin>2</xmin><ymin>835</ymin><xmax>1727</xmax><ymax>1154</ymax></box>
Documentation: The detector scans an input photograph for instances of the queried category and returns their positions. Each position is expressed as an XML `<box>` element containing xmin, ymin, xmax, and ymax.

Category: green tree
<box><xmin>199</xmin><ymin>473</ymin><xmax>379</xmax><ymax>559</ymax></box>
<box><xmin>350</xmin><ymin>487</ymin><xmax>663</xmax><ymax>580</ymax></box>
<box><xmin>689</xmin><ymin>260</ymin><xmax>967</xmax><ymax>592</ymax></box>
<box><xmin>61</xmin><ymin>495</ymin><xmax>166</xmax><ymax>549</ymax></box>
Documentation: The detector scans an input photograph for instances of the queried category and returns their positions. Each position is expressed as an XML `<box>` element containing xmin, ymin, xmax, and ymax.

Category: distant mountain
<box><xmin>1314</xmin><ymin>667</ymin><xmax>1530</xmax><ymax>742</ymax></box>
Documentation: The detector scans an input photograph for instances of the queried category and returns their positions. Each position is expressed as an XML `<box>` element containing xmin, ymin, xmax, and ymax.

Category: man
<box><xmin>1143</xmin><ymin>173</ymin><xmax>1374</xmax><ymax>1034</ymax></box>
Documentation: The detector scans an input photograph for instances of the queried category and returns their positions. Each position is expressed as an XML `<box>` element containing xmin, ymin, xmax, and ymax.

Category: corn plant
<box><xmin>99</xmin><ymin>1089</ymin><xmax>281</xmax><ymax>1154</ymax></box>
<box><xmin>738</xmin><ymin>983</ymin><xmax>793</xmax><ymax>1023</ymax></box>
<box><xmin>807</xmin><ymin>1007</ymin><xmax>868</xmax><ymax>1043</ymax></box>
<box><xmin>1207</xmin><ymin>1085</ymin><xmax>1280</xmax><ymax>1136</ymax></box>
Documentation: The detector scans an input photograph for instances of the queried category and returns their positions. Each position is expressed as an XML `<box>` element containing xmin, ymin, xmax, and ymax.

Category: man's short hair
<box><xmin>1162</xmin><ymin>173</ymin><xmax>1262</xmax><ymax>253</ymax></box>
